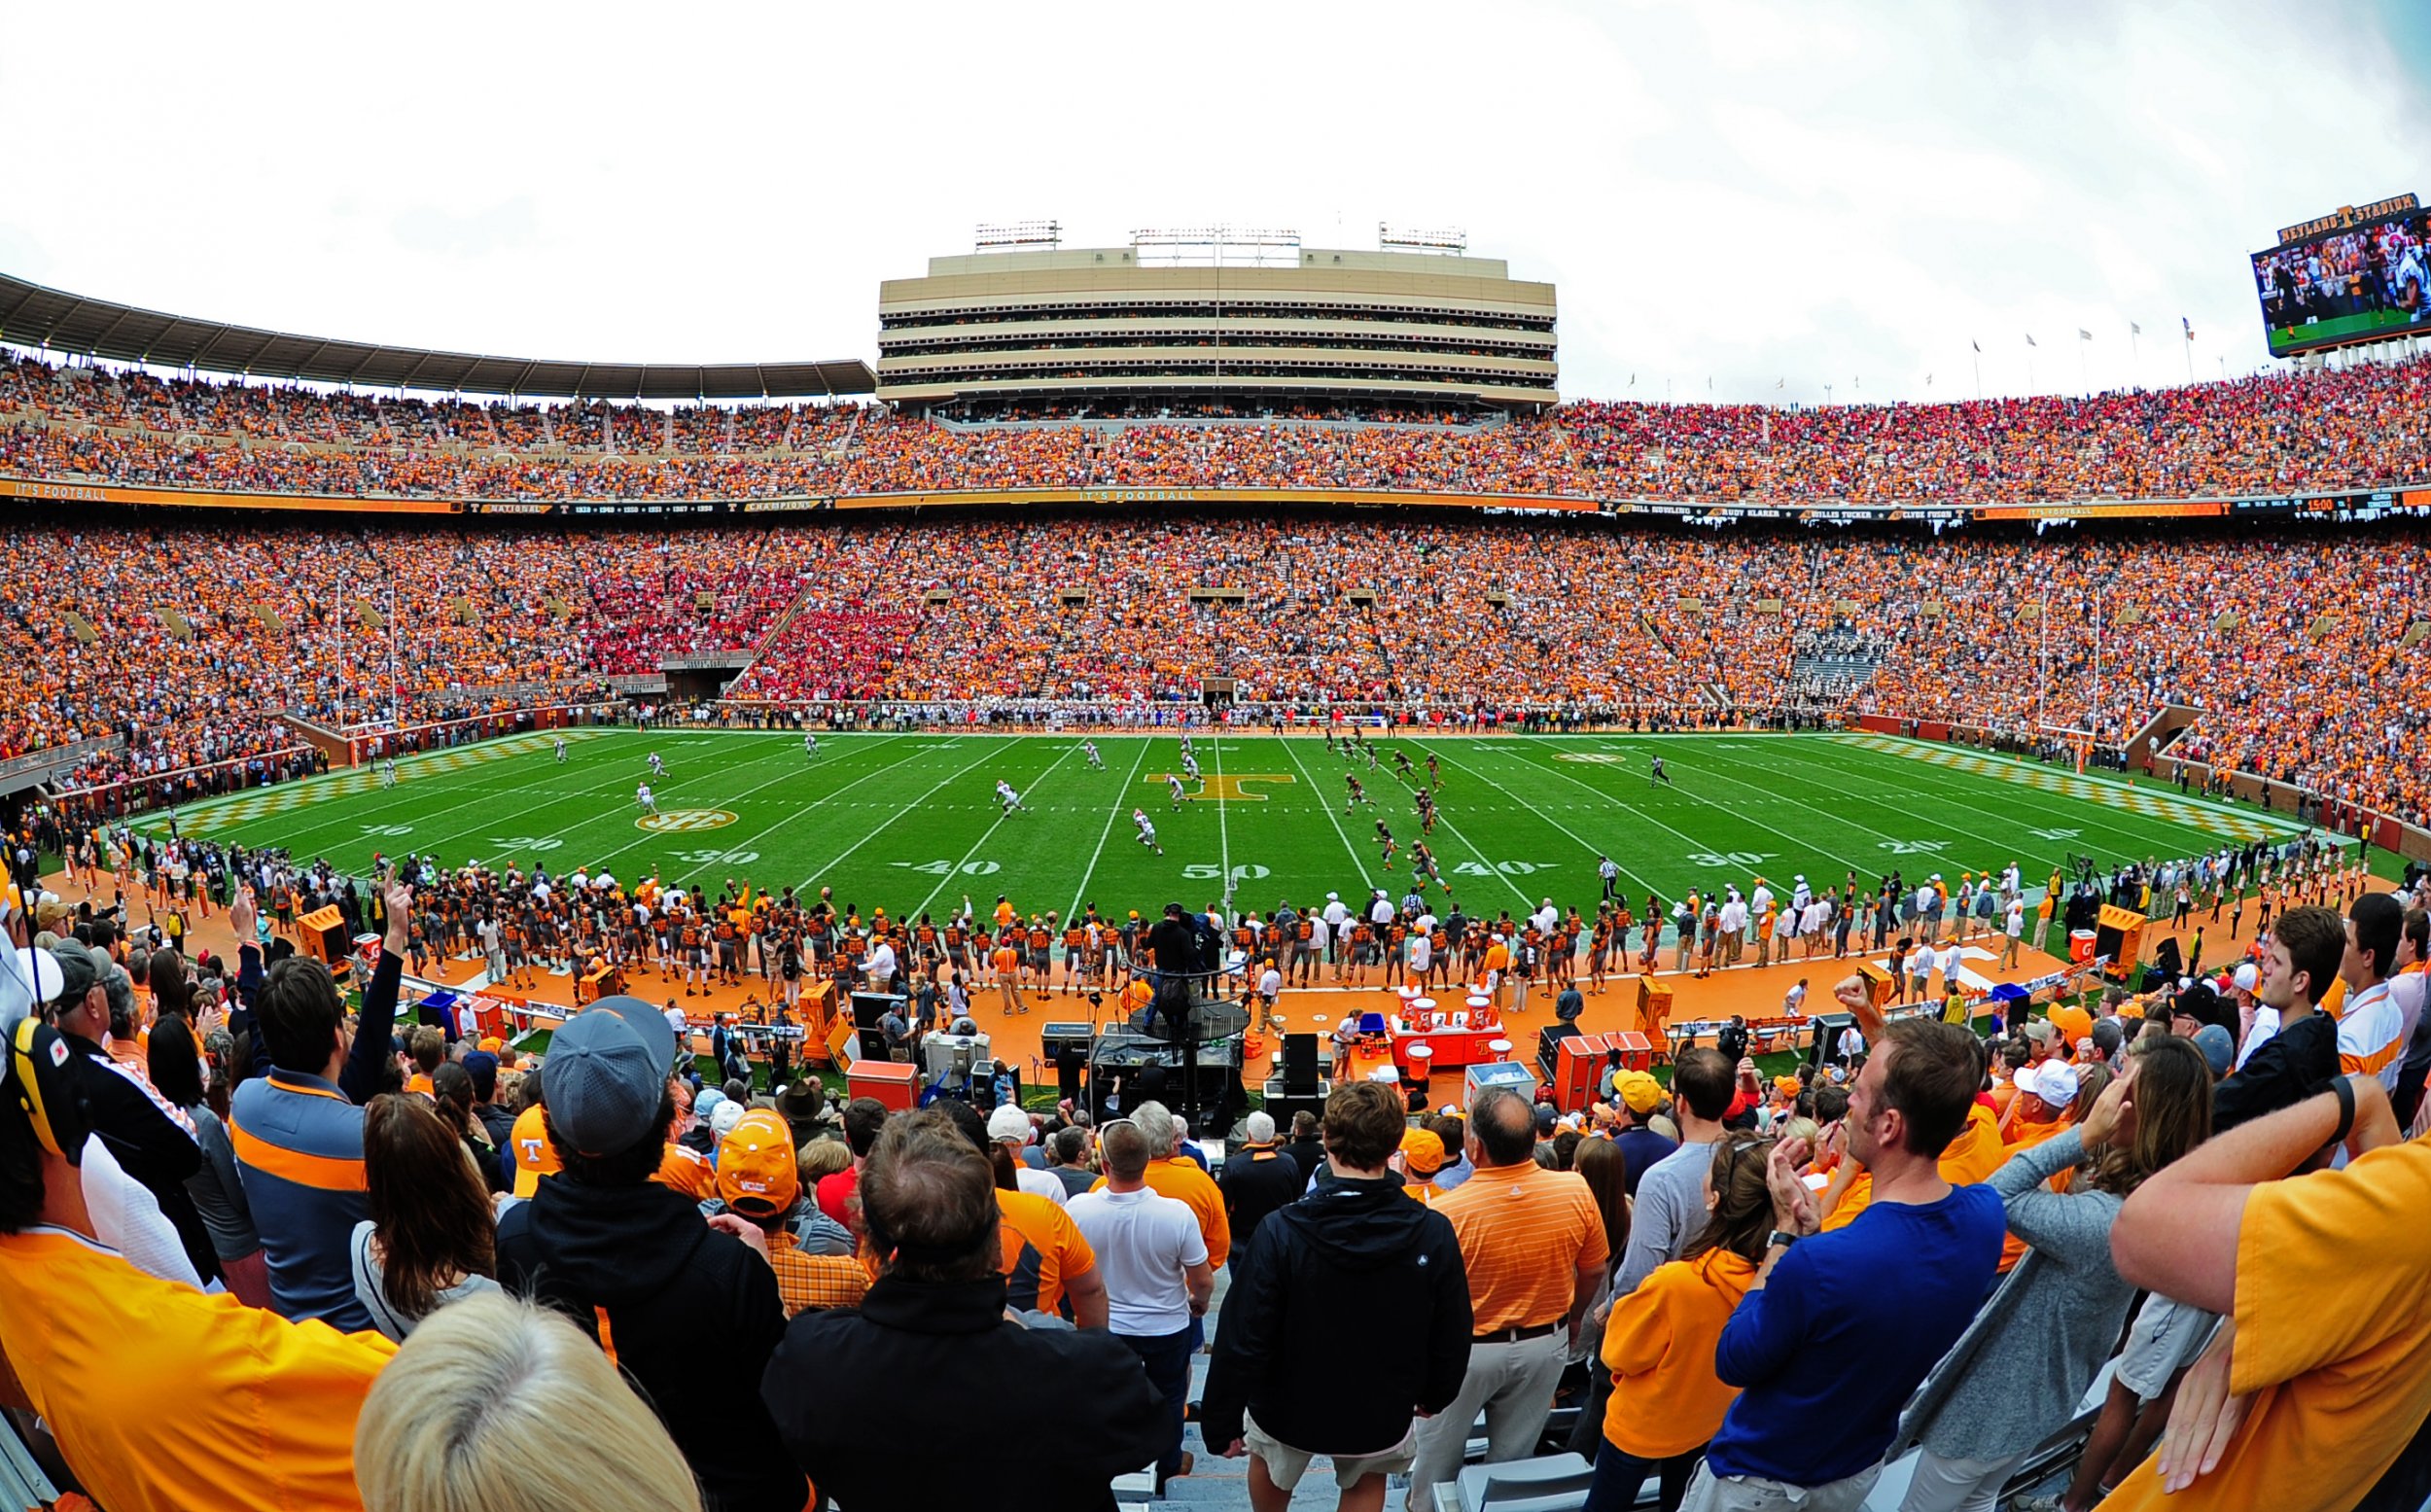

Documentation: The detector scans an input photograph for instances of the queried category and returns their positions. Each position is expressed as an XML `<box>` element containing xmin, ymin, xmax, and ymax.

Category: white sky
<box><xmin>4</xmin><ymin>0</ymin><xmax>2425</xmax><ymax>405</ymax></box>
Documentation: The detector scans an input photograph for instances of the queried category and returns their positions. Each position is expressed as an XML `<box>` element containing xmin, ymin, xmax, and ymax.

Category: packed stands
<box><xmin>0</xmin><ymin>512</ymin><xmax>2424</xmax><ymax>828</ymax></box>
<box><xmin>12</xmin><ymin>348</ymin><xmax>2431</xmax><ymax>505</ymax></box>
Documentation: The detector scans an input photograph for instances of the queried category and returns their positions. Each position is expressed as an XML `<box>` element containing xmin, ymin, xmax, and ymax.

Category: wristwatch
<box><xmin>1767</xmin><ymin>1229</ymin><xmax>1802</xmax><ymax>1249</ymax></box>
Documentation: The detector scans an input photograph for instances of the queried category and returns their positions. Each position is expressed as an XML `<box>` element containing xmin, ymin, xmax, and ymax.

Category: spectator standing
<box><xmin>1613</xmin><ymin>1048</ymin><xmax>1735</xmax><ymax>1293</ymax></box>
<box><xmin>147</xmin><ymin>1013</ymin><xmax>269</xmax><ymax>1307</ymax></box>
<box><xmin>354</xmin><ymin>1291</ymin><xmax>702</xmax><ymax>1512</ymax></box>
<box><xmin>1203</xmin><ymin>1081</ymin><xmax>1472</xmax><ymax>1512</ymax></box>
<box><xmin>0</xmin><ymin>1010</ymin><xmax>397</xmax><ymax>1512</ymax></box>
<box><xmin>815</xmin><ymin>1096</ymin><xmax>887</xmax><ymax>1224</ymax></box>
<box><xmin>1584</xmin><ymin>1138</ymin><xmax>1777</xmax><ymax>1512</ymax></box>
<box><xmin>1679</xmin><ymin>1018</ymin><xmax>2003</xmax><ymax>1512</ymax></box>
<box><xmin>2101</xmin><ymin>1072</ymin><xmax>2421</xmax><ymax>1510</ymax></box>
<box><xmin>229</xmin><ymin>879</ymin><xmax>410</xmax><ymax>1328</ymax></box>
<box><xmin>938</xmin><ymin>1098</ymin><xmax>1108</xmax><ymax>1328</ymax></box>
<box><xmin>1405</xmin><ymin>1085</ymin><xmax>1613</xmax><ymax>1512</ymax></box>
<box><xmin>350</xmin><ymin>1094</ymin><xmax>502</xmax><ymax>1341</ymax></box>
<box><xmin>45</xmin><ymin>939</ymin><xmax>218</xmax><ymax>1287</ymax></box>
<box><xmin>2211</xmin><ymin>905</ymin><xmax>2344</xmax><ymax>1129</ymax></box>
<box><xmin>762</xmin><ymin>1109</ymin><xmax>1166</xmax><ymax>1512</ymax></box>
<box><xmin>1891</xmin><ymin>1037</ymin><xmax>2214</xmax><ymax>1512</ymax></box>
<box><xmin>1219</xmin><ymin>1109</ymin><xmax>1303</xmax><ymax>1244</ymax></box>
<box><xmin>1068</xmin><ymin>1116</ymin><xmax>1216</xmax><ymax>1491</ymax></box>
<box><xmin>1046</xmin><ymin>1124</ymin><xmax>1101</xmax><ymax>1198</ymax></box>
<box><xmin>988</xmin><ymin>1104</ymin><xmax>1071</xmax><ymax>1206</ymax></box>
<box><xmin>717</xmin><ymin>1108</ymin><xmax>869</xmax><ymax>1318</ymax></box>
<box><xmin>1604</xmin><ymin>1070</ymin><xmax>1678</xmax><ymax>1197</ymax></box>
<box><xmin>494</xmin><ymin>998</ymin><xmax>805</xmax><ymax>1512</ymax></box>
<box><xmin>1281</xmin><ymin>1108</ymin><xmax>1326</xmax><ymax>1181</ymax></box>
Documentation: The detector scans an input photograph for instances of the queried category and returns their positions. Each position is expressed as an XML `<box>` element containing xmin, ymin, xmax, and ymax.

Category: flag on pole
<box><xmin>2077</xmin><ymin>329</ymin><xmax>2092</xmax><ymax>341</ymax></box>
<box><xmin>1971</xmin><ymin>339</ymin><xmax>1981</xmax><ymax>353</ymax></box>
<box><xmin>1925</xmin><ymin>372</ymin><xmax>1933</xmax><ymax>386</ymax></box>
<box><xmin>1629</xmin><ymin>373</ymin><xmax>1636</xmax><ymax>387</ymax></box>
<box><xmin>1776</xmin><ymin>378</ymin><xmax>1784</xmax><ymax>390</ymax></box>
<box><xmin>2131</xmin><ymin>321</ymin><xmax>2142</xmax><ymax>335</ymax></box>
<box><xmin>2182</xmin><ymin>317</ymin><xmax>2194</xmax><ymax>341</ymax></box>
<box><xmin>2026</xmin><ymin>334</ymin><xmax>2038</xmax><ymax>347</ymax></box>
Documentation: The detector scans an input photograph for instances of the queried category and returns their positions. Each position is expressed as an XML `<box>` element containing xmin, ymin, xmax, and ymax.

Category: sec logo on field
<box><xmin>637</xmin><ymin>809</ymin><xmax>738</xmax><ymax>832</ymax></box>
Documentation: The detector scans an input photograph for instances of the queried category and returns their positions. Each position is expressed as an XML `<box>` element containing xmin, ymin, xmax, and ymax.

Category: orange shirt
<box><xmin>1602</xmin><ymin>1248</ymin><xmax>1758</xmax><ymax>1458</ymax></box>
<box><xmin>652</xmin><ymin>1142</ymin><xmax>717</xmax><ymax>1201</ymax></box>
<box><xmin>0</xmin><ymin>1226</ymin><xmax>396</xmax><ymax>1512</ymax></box>
<box><xmin>997</xmin><ymin>1187</ymin><xmax>1096</xmax><ymax>1317</ymax></box>
<box><xmin>1993</xmin><ymin>1115</ymin><xmax>2069</xmax><ymax>1272</ymax></box>
<box><xmin>2100</xmin><ymin>1138</ymin><xmax>2431</xmax><ymax>1512</ymax></box>
<box><xmin>1429</xmin><ymin>1160</ymin><xmax>1611</xmax><ymax>1331</ymax></box>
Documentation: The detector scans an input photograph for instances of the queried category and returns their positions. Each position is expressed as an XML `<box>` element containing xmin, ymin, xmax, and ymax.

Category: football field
<box><xmin>159</xmin><ymin>729</ymin><xmax>2327</xmax><ymax>930</ymax></box>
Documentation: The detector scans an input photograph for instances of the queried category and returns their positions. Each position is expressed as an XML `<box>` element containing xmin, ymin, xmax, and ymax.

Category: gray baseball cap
<box><xmin>544</xmin><ymin>996</ymin><xmax>677</xmax><ymax>1156</ymax></box>
<box><xmin>45</xmin><ymin>940</ymin><xmax>101</xmax><ymax>1008</ymax></box>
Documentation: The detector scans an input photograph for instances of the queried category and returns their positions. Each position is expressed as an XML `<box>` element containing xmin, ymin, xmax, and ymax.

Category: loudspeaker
<box><xmin>851</xmin><ymin>993</ymin><xmax>903</xmax><ymax>1037</ymax></box>
<box><xmin>1538</xmin><ymin>1023</ymin><xmax>1583</xmax><ymax>1077</ymax></box>
<box><xmin>1809</xmin><ymin>1011</ymin><xmax>1857</xmax><ymax>1072</ymax></box>
<box><xmin>310</xmin><ymin>918</ymin><xmax>348</xmax><ymax>967</ymax></box>
<box><xmin>1041</xmin><ymin>1022</ymin><xmax>1094</xmax><ymax>1061</ymax></box>
<box><xmin>1261</xmin><ymin>1083</ymin><xmax>1325</xmax><ymax>1129</ymax></box>
<box><xmin>1282</xmin><ymin>1033</ymin><xmax>1319</xmax><ymax>1096</ymax></box>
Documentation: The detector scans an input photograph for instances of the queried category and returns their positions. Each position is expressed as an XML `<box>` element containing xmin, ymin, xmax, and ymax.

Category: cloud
<box><xmin>1</xmin><ymin>0</ymin><xmax>2425</xmax><ymax>403</ymax></box>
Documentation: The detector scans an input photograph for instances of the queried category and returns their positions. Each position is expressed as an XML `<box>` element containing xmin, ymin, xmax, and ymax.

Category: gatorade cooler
<box><xmin>2069</xmin><ymin>930</ymin><xmax>2096</xmax><ymax>966</ymax></box>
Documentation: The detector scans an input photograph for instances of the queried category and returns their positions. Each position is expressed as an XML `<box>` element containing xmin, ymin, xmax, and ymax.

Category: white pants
<box><xmin>1403</xmin><ymin>1332</ymin><xmax>1567</xmax><ymax>1512</ymax></box>
<box><xmin>1896</xmin><ymin>1449</ymin><xmax>2028</xmax><ymax>1512</ymax></box>
<box><xmin>1679</xmin><ymin>1460</ymin><xmax>1884</xmax><ymax>1512</ymax></box>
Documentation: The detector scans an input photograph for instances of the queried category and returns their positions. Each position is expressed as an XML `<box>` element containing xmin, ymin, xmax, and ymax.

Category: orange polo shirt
<box><xmin>1429</xmin><ymin>1159</ymin><xmax>1610</xmax><ymax>1331</ymax></box>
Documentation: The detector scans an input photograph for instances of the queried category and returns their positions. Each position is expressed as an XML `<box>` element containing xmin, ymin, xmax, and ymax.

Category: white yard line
<box><xmin>1212</xmin><ymin>729</ymin><xmax>1234</xmax><ymax>906</ymax></box>
<box><xmin>796</xmin><ymin>737</ymin><xmax>1022</xmax><ymax>890</ymax></box>
<box><xmin>915</xmin><ymin>742</ymin><xmax>1085</xmax><ymax>919</ymax></box>
<box><xmin>575</xmin><ymin>735</ymin><xmax>924</xmax><ymax>878</ymax></box>
<box><xmin>1067</xmin><ymin>738</ymin><xmax>1153</xmax><ymax>921</ymax></box>
<box><xmin>1277</xmin><ymin>734</ymin><xmax>1381</xmax><ymax>886</ymax></box>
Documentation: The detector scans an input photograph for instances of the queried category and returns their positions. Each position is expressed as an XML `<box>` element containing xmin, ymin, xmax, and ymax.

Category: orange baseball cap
<box><xmin>717</xmin><ymin>1108</ymin><xmax>800</xmax><ymax>1217</ymax></box>
<box><xmin>511</xmin><ymin>1104</ymin><xmax>560</xmax><ymax>1198</ymax></box>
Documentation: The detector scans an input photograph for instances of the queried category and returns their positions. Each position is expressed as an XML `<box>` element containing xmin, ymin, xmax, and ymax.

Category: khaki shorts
<box><xmin>1245</xmin><ymin>1409</ymin><xmax>1415</xmax><ymax>1492</ymax></box>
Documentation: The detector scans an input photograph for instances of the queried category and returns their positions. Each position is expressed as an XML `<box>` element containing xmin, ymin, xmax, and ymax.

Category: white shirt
<box><xmin>867</xmin><ymin>941</ymin><xmax>898</xmax><ymax>981</ymax></box>
<box><xmin>1014</xmin><ymin>1166</ymin><xmax>1069</xmax><ymax>1208</ymax></box>
<box><xmin>663</xmin><ymin>1005</ymin><xmax>688</xmax><ymax>1037</ymax></box>
<box><xmin>1322</xmin><ymin>899</ymin><xmax>1350</xmax><ymax>929</ymax></box>
<box><xmin>1719</xmin><ymin>899</ymin><xmax>1748</xmax><ymax>932</ymax></box>
<box><xmin>1370</xmin><ymin>897</ymin><xmax>1394</xmax><ymax>927</ymax></box>
<box><xmin>2237</xmin><ymin>1004</ymin><xmax>2282</xmax><ymax>1071</ymax></box>
<box><xmin>1066</xmin><ymin>1185</ymin><xmax>1207</xmax><ymax>1336</ymax></box>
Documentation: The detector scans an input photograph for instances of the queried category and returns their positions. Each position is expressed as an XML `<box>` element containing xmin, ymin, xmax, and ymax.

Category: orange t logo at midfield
<box><xmin>1146</xmin><ymin>774</ymin><xmax>1298</xmax><ymax>802</ymax></box>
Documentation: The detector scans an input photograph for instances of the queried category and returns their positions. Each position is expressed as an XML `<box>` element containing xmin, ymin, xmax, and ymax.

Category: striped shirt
<box><xmin>2338</xmin><ymin>980</ymin><xmax>2405</xmax><ymax>1091</ymax></box>
<box><xmin>1429</xmin><ymin>1159</ymin><xmax>1610</xmax><ymax>1332</ymax></box>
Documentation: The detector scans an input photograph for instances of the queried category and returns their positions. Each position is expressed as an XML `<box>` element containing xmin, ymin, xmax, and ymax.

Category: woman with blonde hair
<box><xmin>1583</xmin><ymin>1137</ymin><xmax>1776</xmax><ymax>1512</ymax></box>
<box><xmin>1891</xmin><ymin>1034</ymin><xmax>2214</xmax><ymax>1512</ymax></box>
<box><xmin>354</xmin><ymin>1290</ymin><xmax>702</xmax><ymax>1512</ymax></box>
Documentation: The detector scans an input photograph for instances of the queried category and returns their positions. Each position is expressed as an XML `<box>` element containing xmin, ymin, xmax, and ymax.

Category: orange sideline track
<box><xmin>52</xmin><ymin>864</ymin><xmax>2280</xmax><ymax>1086</ymax></box>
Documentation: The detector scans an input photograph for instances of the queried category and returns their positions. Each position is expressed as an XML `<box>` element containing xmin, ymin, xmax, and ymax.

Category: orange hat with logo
<box><xmin>510</xmin><ymin>1104</ymin><xmax>560</xmax><ymax>1198</ymax></box>
<box><xmin>717</xmin><ymin>1108</ymin><xmax>801</xmax><ymax>1217</ymax></box>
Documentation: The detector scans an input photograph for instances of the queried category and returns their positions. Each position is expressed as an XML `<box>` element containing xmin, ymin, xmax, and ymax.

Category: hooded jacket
<box><xmin>497</xmin><ymin>1176</ymin><xmax>805</xmax><ymax>1512</ymax></box>
<box><xmin>763</xmin><ymin>1273</ymin><xmax>1166</xmax><ymax>1512</ymax></box>
<box><xmin>1200</xmin><ymin>1172</ymin><xmax>1471</xmax><ymax>1456</ymax></box>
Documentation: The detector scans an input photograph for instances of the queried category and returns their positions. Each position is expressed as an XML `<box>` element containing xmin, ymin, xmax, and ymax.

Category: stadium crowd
<box><xmin>3</xmin><ymin>840</ymin><xmax>2427</xmax><ymax>1511</ymax></box>
<box><xmin>1</xmin><ymin>510</ymin><xmax>2423</xmax><ymax>827</ymax></box>
<box><xmin>11</xmin><ymin>347</ymin><xmax>2431</xmax><ymax>505</ymax></box>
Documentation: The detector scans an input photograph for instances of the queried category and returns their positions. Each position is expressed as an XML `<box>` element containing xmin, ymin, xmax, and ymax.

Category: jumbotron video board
<box><xmin>2252</xmin><ymin>193</ymin><xmax>2429</xmax><ymax>357</ymax></box>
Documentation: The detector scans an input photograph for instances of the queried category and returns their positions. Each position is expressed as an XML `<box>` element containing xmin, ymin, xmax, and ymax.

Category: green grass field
<box><xmin>159</xmin><ymin>728</ymin><xmax>2329</xmax><ymax>932</ymax></box>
